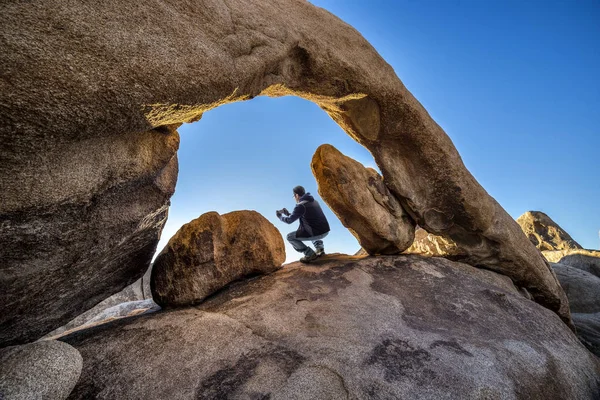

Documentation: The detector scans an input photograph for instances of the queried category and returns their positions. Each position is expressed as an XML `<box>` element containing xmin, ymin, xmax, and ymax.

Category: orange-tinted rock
<box><xmin>517</xmin><ymin>211</ymin><xmax>583</xmax><ymax>251</ymax></box>
<box><xmin>404</xmin><ymin>227</ymin><xmax>465</xmax><ymax>258</ymax></box>
<box><xmin>311</xmin><ymin>144</ymin><xmax>415</xmax><ymax>255</ymax></box>
<box><xmin>151</xmin><ymin>211</ymin><xmax>285</xmax><ymax>307</ymax></box>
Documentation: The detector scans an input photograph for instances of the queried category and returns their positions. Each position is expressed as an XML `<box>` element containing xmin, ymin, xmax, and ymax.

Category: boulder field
<box><xmin>0</xmin><ymin>0</ymin><xmax>571</xmax><ymax>345</ymax></box>
<box><xmin>61</xmin><ymin>255</ymin><xmax>599</xmax><ymax>400</ymax></box>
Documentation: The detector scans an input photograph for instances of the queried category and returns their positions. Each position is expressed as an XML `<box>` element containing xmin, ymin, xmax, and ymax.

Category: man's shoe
<box><xmin>315</xmin><ymin>248</ymin><xmax>325</xmax><ymax>257</ymax></box>
<box><xmin>300</xmin><ymin>252</ymin><xmax>318</xmax><ymax>263</ymax></box>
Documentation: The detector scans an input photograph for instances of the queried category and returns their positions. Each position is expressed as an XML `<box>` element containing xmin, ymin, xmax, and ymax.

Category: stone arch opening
<box><xmin>154</xmin><ymin>95</ymin><xmax>374</xmax><ymax>264</ymax></box>
<box><xmin>0</xmin><ymin>0</ymin><xmax>571</xmax><ymax>346</ymax></box>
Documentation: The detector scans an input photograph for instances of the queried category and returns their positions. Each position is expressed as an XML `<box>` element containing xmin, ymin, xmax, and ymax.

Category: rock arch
<box><xmin>0</xmin><ymin>0</ymin><xmax>570</xmax><ymax>345</ymax></box>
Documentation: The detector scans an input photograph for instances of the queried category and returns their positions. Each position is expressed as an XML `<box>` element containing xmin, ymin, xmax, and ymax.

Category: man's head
<box><xmin>293</xmin><ymin>185</ymin><xmax>305</xmax><ymax>202</ymax></box>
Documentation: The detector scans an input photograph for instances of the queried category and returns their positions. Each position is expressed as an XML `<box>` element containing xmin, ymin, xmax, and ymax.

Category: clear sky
<box><xmin>155</xmin><ymin>0</ymin><xmax>600</xmax><ymax>262</ymax></box>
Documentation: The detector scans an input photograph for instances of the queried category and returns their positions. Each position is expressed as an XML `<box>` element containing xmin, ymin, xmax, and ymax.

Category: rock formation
<box><xmin>311</xmin><ymin>144</ymin><xmax>415</xmax><ymax>254</ymax></box>
<box><xmin>0</xmin><ymin>126</ymin><xmax>178</xmax><ymax>346</ymax></box>
<box><xmin>0</xmin><ymin>340</ymin><xmax>82</xmax><ymax>400</ymax></box>
<box><xmin>549</xmin><ymin>249</ymin><xmax>600</xmax><ymax>357</ymax></box>
<box><xmin>404</xmin><ymin>227</ymin><xmax>464</xmax><ymax>258</ymax></box>
<box><xmin>151</xmin><ymin>210</ymin><xmax>285</xmax><ymax>307</ymax></box>
<box><xmin>544</xmin><ymin>249</ymin><xmax>600</xmax><ymax>278</ymax></box>
<box><xmin>46</xmin><ymin>300</ymin><xmax>158</xmax><ymax>339</ymax></box>
<box><xmin>552</xmin><ymin>264</ymin><xmax>600</xmax><ymax>314</ymax></box>
<box><xmin>44</xmin><ymin>274</ymin><xmax>151</xmax><ymax>338</ymax></box>
<box><xmin>517</xmin><ymin>211</ymin><xmax>583</xmax><ymax>251</ymax></box>
<box><xmin>61</xmin><ymin>256</ymin><xmax>599</xmax><ymax>399</ymax></box>
<box><xmin>0</xmin><ymin>0</ymin><xmax>571</xmax><ymax>345</ymax></box>
<box><xmin>572</xmin><ymin>313</ymin><xmax>600</xmax><ymax>358</ymax></box>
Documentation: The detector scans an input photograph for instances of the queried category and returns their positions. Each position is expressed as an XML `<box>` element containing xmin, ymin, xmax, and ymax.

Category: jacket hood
<box><xmin>299</xmin><ymin>192</ymin><xmax>314</xmax><ymax>202</ymax></box>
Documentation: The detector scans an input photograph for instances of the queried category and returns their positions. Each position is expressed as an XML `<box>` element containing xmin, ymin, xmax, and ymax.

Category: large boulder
<box><xmin>517</xmin><ymin>211</ymin><xmax>583</xmax><ymax>251</ymax></box>
<box><xmin>0</xmin><ymin>340</ymin><xmax>82</xmax><ymax>400</ymax></box>
<box><xmin>572</xmin><ymin>313</ymin><xmax>600</xmax><ymax>358</ymax></box>
<box><xmin>0</xmin><ymin>126</ymin><xmax>178</xmax><ymax>346</ymax></box>
<box><xmin>151</xmin><ymin>210</ymin><xmax>285</xmax><ymax>307</ymax></box>
<box><xmin>544</xmin><ymin>249</ymin><xmax>600</xmax><ymax>278</ymax></box>
<box><xmin>62</xmin><ymin>255</ymin><xmax>599</xmax><ymax>399</ymax></box>
<box><xmin>552</xmin><ymin>264</ymin><xmax>600</xmax><ymax>313</ymax></box>
<box><xmin>551</xmin><ymin>263</ymin><xmax>600</xmax><ymax>357</ymax></box>
<box><xmin>551</xmin><ymin>264</ymin><xmax>600</xmax><ymax>314</ymax></box>
<box><xmin>311</xmin><ymin>144</ymin><xmax>415</xmax><ymax>254</ymax></box>
<box><xmin>1</xmin><ymin>0</ymin><xmax>570</xmax><ymax>345</ymax></box>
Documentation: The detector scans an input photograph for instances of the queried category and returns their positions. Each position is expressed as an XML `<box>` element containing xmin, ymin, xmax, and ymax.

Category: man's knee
<box><xmin>287</xmin><ymin>232</ymin><xmax>296</xmax><ymax>241</ymax></box>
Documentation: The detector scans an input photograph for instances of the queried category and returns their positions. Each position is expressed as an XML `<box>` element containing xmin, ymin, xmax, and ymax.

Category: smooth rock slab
<box><xmin>544</xmin><ymin>249</ymin><xmax>600</xmax><ymax>279</ymax></box>
<box><xmin>572</xmin><ymin>312</ymin><xmax>600</xmax><ymax>358</ymax></box>
<box><xmin>311</xmin><ymin>144</ymin><xmax>415</xmax><ymax>254</ymax></box>
<box><xmin>552</xmin><ymin>263</ymin><xmax>600</xmax><ymax>314</ymax></box>
<box><xmin>151</xmin><ymin>210</ymin><xmax>285</xmax><ymax>307</ymax></box>
<box><xmin>62</xmin><ymin>255</ymin><xmax>599</xmax><ymax>400</ymax></box>
<box><xmin>0</xmin><ymin>340</ymin><xmax>82</xmax><ymax>400</ymax></box>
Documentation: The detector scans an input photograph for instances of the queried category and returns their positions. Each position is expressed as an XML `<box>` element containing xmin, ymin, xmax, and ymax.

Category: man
<box><xmin>277</xmin><ymin>185</ymin><xmax>330</xmax><ymax>263</ymax></box>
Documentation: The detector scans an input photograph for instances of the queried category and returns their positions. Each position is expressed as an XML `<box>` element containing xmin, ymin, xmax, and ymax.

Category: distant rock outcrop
<box><xmin>517</xmin><ymin>211</ymin><xmax>583</xmax><ymax>251</ymax></box>
<box><xmin>403</xmin><ymin>227</ymin><xmax>464</xmax><ymax>258</ymax></box>
<box><xmin>544</xmin><ymin>249</ymin><xmax>600</xmax><ymax>278</ymax></box>
<box><xmin>311</xmin><ymin>144</ymin><xmax>415</xmax><ymax>254</ymax></box>
<box><xmin>151</xmin><ymin>211</ymin><xmax>285</xmax><ymax>307</ymax></box>
<box><xmin>0</xmin><ymin>340</ymin><xmax>82</xmax><ymax>400</ymax></box>
<box><xmin>62</xmin><ymin>255</ymin><xmax>599</xmax><ymax>400</ymax></box>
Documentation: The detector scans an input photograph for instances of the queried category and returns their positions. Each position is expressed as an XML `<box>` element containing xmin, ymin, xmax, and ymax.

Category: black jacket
<box><xmin>279</xmin><ymin>193</ymin><xmax>330</xmax><ymax>238</ymax></box>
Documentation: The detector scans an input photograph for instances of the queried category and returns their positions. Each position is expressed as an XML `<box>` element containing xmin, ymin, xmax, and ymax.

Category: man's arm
<box><xmin>279</xmin><ymin>204</ymin><xmax>305</xmax><ymax>224</ymax></box>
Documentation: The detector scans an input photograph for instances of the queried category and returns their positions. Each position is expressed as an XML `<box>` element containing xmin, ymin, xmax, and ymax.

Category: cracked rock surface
<box><xmin>61</xmin><ymin>255</ymin><xmax>599</xmax><ymax>400</ymax></box>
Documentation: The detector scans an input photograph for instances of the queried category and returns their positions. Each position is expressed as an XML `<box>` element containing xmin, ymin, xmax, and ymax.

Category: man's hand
<box><xmin>276</xmin><ymin>210</ymin><xmax>282</xmax><ymax>218</ymax></box>
<box><xmin>282</xmin><ymin>208</ymin><xmax>290</xmax><ymax>216</ymax></box>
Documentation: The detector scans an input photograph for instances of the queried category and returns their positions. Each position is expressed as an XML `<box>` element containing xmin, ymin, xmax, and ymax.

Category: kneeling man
<box><xmin>277</xmin><ymin>185</ymin><xmax>330</xmax><ymax>263</ymax></box>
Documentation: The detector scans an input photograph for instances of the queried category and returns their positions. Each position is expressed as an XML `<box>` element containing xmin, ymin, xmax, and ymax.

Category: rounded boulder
<box><xmin>151</xmin><ymin>210</ymin><xmax>285</xmax><ymax>307</ymax></box>
<box><xmin>0</xmin><ymin>340</ymin><xmax>83</xmax><ymax>400</ymax></box>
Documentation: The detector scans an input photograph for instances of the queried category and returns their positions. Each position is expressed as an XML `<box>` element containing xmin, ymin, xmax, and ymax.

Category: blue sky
<box><xmin>156</xmin><ymin>0</ymin><xmax>600</xmax><ymax>262</ymax></box>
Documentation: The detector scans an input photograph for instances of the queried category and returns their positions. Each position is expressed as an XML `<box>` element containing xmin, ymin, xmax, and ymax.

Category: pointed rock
<box><xmin>517</xmin><ymin>211</ymin><xmax>582</xmax><ymax>251</ymax></box>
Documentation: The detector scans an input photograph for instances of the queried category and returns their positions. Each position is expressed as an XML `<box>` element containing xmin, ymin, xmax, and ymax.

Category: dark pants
<box><xmin>287</xmin><ymin>231</ymin><xmax>328</xmax><ymax>256</ymax></box>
